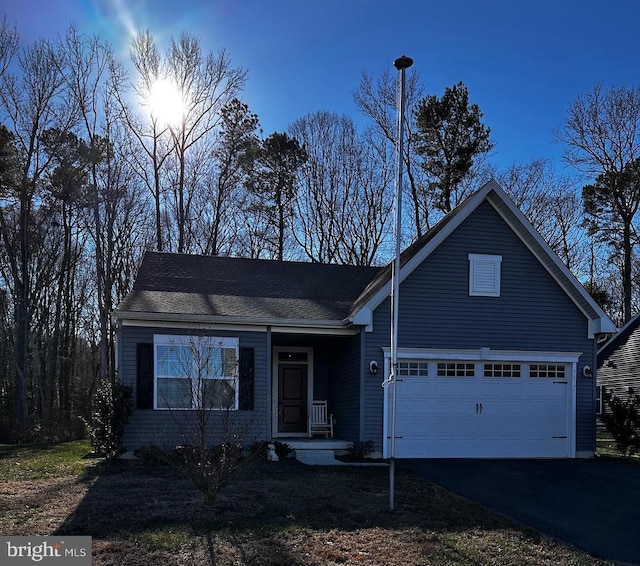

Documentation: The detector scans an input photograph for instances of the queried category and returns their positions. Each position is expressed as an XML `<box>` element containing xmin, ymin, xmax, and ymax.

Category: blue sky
<box><xmin>3</xmin><ymin>0</ymin><xmax>640</xmax><ymax>174</ymax></box>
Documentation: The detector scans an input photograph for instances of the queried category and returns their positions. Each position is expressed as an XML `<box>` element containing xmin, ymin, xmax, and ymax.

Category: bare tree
<box><xmin>60</xmin><ymin>27</ymin><xmax>115</xmax><ymax>382</ymax></box>
<box><xmin>341</xmin><ymin>129</ymin><xmax>395</xmax><ymax>265</ymax></box>
<box><xmin>114</xmin><ymin>31</ymin><xmax>171</xmax><ymax>252</ymax></box>
<box><xmin>557</xmin><ymin>83</ymin><xmax>640</xmax><ymax>322</ymax></box>
<box><xmin>354</xmin><ymin>68</ymin><xmax>434</xmax><ymax>238</ymax></box>
<box><xmin>197</xmin><ymin>98</ymin><xmax>260</xmax><ymax>256</ymax></box>
<box><xmin>497</xmin><ymin>159</ymin><xmax>586</xmax><ymax>273</ymax></box>
<box><xmin>290</xmin><ymin>111</ymin><xmax>394</xmax><ymax>265</ymax></box>
<box><xmin>0</xmin><ymin>32</ymin><xmax>74</xmax><ymax>428</ymax></box>
<box><xmin>156</xmin><ymin>32</ymin><xmax>247</xmax><ymax>253</ymax></box>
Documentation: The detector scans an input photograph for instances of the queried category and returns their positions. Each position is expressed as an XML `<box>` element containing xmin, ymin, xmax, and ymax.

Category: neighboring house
<box><xmin>597</xmin><ymin>311</ymin><xmax>640</xmax><ymax>416</ymax></box>
<box><xmin>114</xmin><ymin>179</ymin><xmax>615</xmax><ymax>459</ymax></box>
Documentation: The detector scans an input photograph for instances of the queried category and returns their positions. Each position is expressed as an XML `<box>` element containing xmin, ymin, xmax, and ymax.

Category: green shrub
<box><xmin>133</xmin><ymin>445</ymin><xmax>168</xmax><ymax>464</ymax></box>
<box><xmin>83</xmin><ymin>379</ymin><xmax>133</xmax><ymax>460</ymax></box>
<box><xmin>601</xmin><ymin>390</ymin><xmax>640</xmax><ymax>457</ymax></box>
<box><xmin>351</xmin><ymin>440</ymin><xmax>375</xmax><ymax>459</ymax></box>
<box><xmin>274</xmin><ymin>441</ymin><xmax>293</xmax><ymax>458</ymax></box>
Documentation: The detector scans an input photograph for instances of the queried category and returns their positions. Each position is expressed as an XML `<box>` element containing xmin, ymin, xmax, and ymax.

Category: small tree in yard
<box><xmin>84</xmin><ymin>378</ymin><xmax>134</xmax><ymax>460</ymax></box>
<box><xmin>155</xmin><ymin>336</ymin><xmax>259</xmax><ymax>505</ymax></box>
<box><xmin>601</xmin><ymin>389</ymin><xmax>640</xmax><ymax>457</ymax></box>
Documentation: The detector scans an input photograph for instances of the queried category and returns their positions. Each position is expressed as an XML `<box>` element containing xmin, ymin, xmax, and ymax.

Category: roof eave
<box><xmin>349</xmin><ymin>179</ymin><xmax>616</xmax><ymax>339</ymax></box>
<box><xmin>113</xmin><ymin>309</ymin><xmax>358</xmax><ymax>332</ymax></box>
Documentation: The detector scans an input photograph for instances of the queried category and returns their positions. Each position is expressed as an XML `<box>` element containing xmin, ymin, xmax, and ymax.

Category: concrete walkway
<box><xmin>400</xmin><ymin>458</ymin><xmax>640</xmax><ymax>565</ymax></box>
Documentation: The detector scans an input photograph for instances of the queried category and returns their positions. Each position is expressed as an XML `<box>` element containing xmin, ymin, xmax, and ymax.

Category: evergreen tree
<box><xmin>414</xmin><ymin>82</ymin><xmax>493</xmax><ymax>213</ymax></box>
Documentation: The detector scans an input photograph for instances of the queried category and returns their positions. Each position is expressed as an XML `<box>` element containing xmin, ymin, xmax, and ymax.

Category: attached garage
<box><xmin>383</xmin><ymin>349</ymin><xmax>580</xmax><ymax>459</ymax></box>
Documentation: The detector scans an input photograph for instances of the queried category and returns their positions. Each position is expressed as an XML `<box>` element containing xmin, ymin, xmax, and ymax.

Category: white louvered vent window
<box><xmin>469</xmin><ymin>254</ymin><xmax>502</xmax><ymax>297</ymax></box>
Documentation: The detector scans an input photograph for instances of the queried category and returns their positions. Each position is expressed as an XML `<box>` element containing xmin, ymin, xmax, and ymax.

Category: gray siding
<box><xmin>364</xmin><ymin>201</ymin><xmax>596</xmax><ymax>454</ymax></box>
<box><xmin>598</xmin><ymin>319</ymin><xmax>640</xmax><ymax>405</ymax></box>
<box><xmin>119</xmin><ymin>325</ymin><xmax>268</xmax><ymax>450</ymax></box>
<box><xmin>363</xmin><ymin>298</ymin><xmax>391</xmax><ymax>450</ymax></box>
<box><xmin>328</xmin><ymin>333</ymin><xmax>361</xmax><ymax>442</ymax></box>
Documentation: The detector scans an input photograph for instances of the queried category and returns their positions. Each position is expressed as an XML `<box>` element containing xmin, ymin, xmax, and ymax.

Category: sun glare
<box><xmin>149</xmin><ymin>78</ymin><xmax>185</xmax><ymax>126</ymax></box>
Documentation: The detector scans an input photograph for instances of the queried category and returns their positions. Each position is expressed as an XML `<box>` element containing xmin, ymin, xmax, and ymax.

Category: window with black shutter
<box><xmin>238</xmin><ymin>347</ymin><xmax>254</xmax><ymax>411</ymax></box>
<box><xmin>136</xmin><ymin>343</ymin><xmax>154</xmax><ymax>409</ymax></box>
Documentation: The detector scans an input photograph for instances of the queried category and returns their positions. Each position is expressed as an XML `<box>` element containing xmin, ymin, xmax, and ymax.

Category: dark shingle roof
<box><xmin>116</xmin><ymin>252</ymin><xmax>383</xmax><ymax>322</ymax></box>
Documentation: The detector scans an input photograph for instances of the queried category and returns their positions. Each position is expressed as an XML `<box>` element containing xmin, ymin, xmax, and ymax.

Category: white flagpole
<box><xmin>389</xmin><ymin>54</ymin><xmax>413</xmax><ymax>511</ymax></box>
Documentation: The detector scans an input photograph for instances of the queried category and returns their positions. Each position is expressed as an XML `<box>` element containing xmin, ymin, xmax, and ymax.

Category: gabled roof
<box><xmin>115</xmin><ymin>252</ymin><xmax>382</xmax><ymax>328</ymax></box>
<box><xmin>598</xmin><ymin>311</ymin><xmax>638</xmax><ymax>359</ymax></box>
<box><xmin>349</xmin><ymin>179</ymin><xmax>615</xmax><ymax>337</ymax></box>
<box><xmin>115</xmin><ymin>179</ymin><xmax>615</xmax><ymax>337</ymax></box>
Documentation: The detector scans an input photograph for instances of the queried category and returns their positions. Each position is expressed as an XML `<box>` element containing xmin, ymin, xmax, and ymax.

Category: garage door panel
<box><xmin>387</xmin><ymin>358</ymin><xmax>573</xmax><ymax>459</ymax></box>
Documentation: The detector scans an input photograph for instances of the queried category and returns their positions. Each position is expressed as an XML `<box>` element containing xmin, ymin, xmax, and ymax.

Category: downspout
<box><xmin>359</xmin><ymin>328</ymin><xmax>366</xmax><ymax>442</ymax></box>
<box><xmin>267</xmin><ymin>326</ymin><xmax>272</xmax><ymax>439</ymax></box>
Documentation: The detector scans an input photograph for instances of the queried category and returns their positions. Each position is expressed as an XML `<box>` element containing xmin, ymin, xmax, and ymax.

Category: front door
<box><xmin>278</xmin><ymin>364</ymin><xmax>308</xmax><ymax>434</ymax></box>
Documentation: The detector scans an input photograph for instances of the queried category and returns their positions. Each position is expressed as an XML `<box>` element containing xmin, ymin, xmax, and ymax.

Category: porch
<box><xmin>271</xmin><ymin>334</ymin><xmax>362</xmax><ymax>445</ymax></box>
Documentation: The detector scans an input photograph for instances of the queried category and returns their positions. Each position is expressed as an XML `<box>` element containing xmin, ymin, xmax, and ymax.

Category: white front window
<box><xmin>469</xmin><ymin>253</ymin><xmax>502</xmax><ymax>297</ymax></box>
<box><xmin>154</xmin><ymin>335</ymin><xmax>239</xmax><ymax>410</ymax></box>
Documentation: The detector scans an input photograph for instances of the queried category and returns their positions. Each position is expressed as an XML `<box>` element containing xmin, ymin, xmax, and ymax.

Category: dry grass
<box><xmin>596</xmin><ymin>429</ymin><xmax>640</xmax><ymax>460</ymax></box>
<box><xmin>0</xmin><ymin>442</ymin><xmax>612</xmax><ymax>565</ymax></box>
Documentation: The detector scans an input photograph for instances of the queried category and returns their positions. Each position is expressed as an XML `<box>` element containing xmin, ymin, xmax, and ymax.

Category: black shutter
<box><xmin>136</xmin><ymin>343</ymin><xmax>154</xmax><ymax>409</ymax></box>
<box><xmin>238</xmin><ymin>347</ymin><xmax>254</xmax><ymax>410</ymax></box>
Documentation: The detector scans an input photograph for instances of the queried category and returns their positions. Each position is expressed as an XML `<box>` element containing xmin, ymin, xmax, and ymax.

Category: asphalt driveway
<box><xmin>400</xmin><ymin>458</ymin><xmax>640</xmax><ymax>565</ymax></box>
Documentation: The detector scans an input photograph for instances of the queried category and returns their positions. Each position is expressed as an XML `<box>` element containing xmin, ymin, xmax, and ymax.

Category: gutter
<box><xmin>113</xmin><ymin>310</ymin><xmax>362</xmax><ymax>334</ymax></box>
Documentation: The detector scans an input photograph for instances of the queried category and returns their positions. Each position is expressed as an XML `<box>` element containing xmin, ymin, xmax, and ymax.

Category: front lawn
<box><xmin>0</xmin><ymin>441</ymin><xmax>612</xmax><ymax>565</ymax></box>
<box><xmin>0</xmin><ymin>439</ymin><xmax>91</xmax><ymax>481</ymax></box>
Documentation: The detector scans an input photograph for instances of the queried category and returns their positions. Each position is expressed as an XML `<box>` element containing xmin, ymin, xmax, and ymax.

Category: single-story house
<box><xmin>597</xmin><ymin>311</ymin><xmax>640</xmax><ymax>415</ymax></box>
<box><xmin>114</xmin><ymin>179</ymin><xmax>615</xmax><ymax>459</ymax></box>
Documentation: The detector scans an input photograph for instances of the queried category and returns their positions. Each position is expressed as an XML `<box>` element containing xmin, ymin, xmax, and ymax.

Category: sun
<box><xmin>149</xmin><ymin>78</ymin><xmax>185</xmax><ymax>127</ymax></box>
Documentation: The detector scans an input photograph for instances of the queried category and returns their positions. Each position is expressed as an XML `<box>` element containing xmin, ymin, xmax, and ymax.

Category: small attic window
<box><xmin>469</xmin><ymin>254</ymin><xmax>502</xmax><ymax>297</ymax></box>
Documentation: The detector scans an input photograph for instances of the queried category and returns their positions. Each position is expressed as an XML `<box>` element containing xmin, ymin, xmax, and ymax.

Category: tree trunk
<box><xmin>622</xmin><ymin>222</ymin><xmax>633</xmax><ymax>323</ymax></box>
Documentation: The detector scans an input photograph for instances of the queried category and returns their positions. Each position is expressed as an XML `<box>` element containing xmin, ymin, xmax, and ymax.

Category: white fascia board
<box><xmin>116</xmin><ymin>311</ymin><xmax>353</xmax><ymax>333</ymax></box>
<box><xmin>486</xmin><ymin>187</ymin><xmax>616</xmax><ymax>337</ymax></box>
<box><xmin>597</xmin><ymin>312</ymin><xmax>637</xmax><ymax>355</ymax></box>
<box><xmin>382</xmin><ymin>347</ymin><xmax>583</xmax><ymax>363</ymax></box>
<box><xmin>271</xmin><ymin>325</ymin><xmax>360</xmax><ymax>336</ymax></box>
<box><xmin>351</xmin><ymin>181</ymin><xmax>497</xmax><ymax>325</ymax></box>
<box><xmin>349</xmin><ymin>306</ymin><xmax>372</xmax><ymax>331</ymax></box>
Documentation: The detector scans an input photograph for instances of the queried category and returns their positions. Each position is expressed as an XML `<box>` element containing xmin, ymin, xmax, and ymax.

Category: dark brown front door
<box><xmin>278</xmin><ymin>364</ymin><xmax>307</xmax><ymax>433</ymax></box>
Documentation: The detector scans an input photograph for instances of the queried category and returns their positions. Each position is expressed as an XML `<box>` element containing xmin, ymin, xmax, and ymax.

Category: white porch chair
<box><xmin>309</xmin><ymin>400</ymin><xmax>334</xmax><ymax>438</ymax></box>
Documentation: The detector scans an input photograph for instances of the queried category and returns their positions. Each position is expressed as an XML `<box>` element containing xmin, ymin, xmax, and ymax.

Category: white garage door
<box><xmin>384</xmin><ymin>352</ymin><xmax>577</xmax><ymax>459</ymax></box>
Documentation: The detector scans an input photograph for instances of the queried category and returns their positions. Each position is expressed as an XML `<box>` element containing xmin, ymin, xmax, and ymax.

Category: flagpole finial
<box><xmin>393</xmin><ymin>55</ymin><xmax>413</xmax><ymax>70</ymax></box>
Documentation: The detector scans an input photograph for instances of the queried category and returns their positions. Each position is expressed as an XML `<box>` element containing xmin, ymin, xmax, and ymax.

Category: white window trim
<box><xmin>596</xmin><ymin>385</ymin><xmax>603</xmax><ymax>416</ymax></box>
<box><xmin>469</xmin><ymin>253</ymin><xmax>502</xmax><ymax>297</ymax></box>
<box><xmin>153</xmin><ymin>334</ymin><xmax>239</xmax><ymax>411</ymax></box>
<box><xmin>383</xmin><ymin>347</ymin><xmax>582</xmax><ymax>363</ymax></box>
<box><xmin>271</xmin><ymin>346</ymin><xmax>314</xmax><ymax>438</ymax></box>
<box><xmin>382</xmin><ymin>347</ymin><xmax>581</xmax><ymax>381</ymax></box>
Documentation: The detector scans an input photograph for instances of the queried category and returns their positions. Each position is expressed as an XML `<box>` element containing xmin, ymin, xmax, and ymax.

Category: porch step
<box><xmin>294</xmin><ymin>449</ymin><xmax>343</xmax><ymax>465</ymax></box>
<box><xmin>276</xmin><ymin>438</ymin><xmax>352</xmax><ymax>466</ymax></box>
